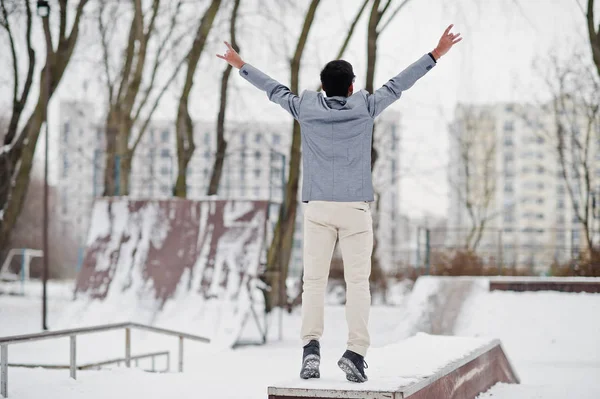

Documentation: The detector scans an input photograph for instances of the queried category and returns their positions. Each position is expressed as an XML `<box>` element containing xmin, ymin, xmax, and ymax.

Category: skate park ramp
<box><xmin>269</xmin><ymin>333</ymin><xmax>519</xmax><ymax>399</ymax></box>
<box><xmin>60</xmin><ymin>198</ymin><xmax>269</xmax><ymax>348</ymax></box>
<box><xmin>379</xmin><ymin>276</ymin><xmax>479</xmax><ymax>345</ymax></box>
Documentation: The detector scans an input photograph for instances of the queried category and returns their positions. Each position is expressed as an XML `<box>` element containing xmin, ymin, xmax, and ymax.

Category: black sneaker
<box><xmin>300</xmin><ymin>340</ymin><xmax>320</xmax><ymax>379</ymax></box>
<box><xmin>337</xmin><ymin>350</ymin><xmax>368</xmax><ymax>382</ymax></box>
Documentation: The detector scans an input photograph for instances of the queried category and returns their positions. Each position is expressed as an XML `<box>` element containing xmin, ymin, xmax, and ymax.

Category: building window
<box><xmin>204</xmin><ymin>133</ymin><xmax>210</xmax><ymax>145</ymax></box>
<box><xmin>536</xmin><ymin>136</ymin><xmax>545</xmax><ymax>144</ymax></box>
<box><xmin>272</xmin><ymin>134</ymin><xmax>281</xmax><ymax>145</ymax></box>
<box><xmin>254</xmin><ymin>186</ymin><xmax>260</xmax><ymax>197</ymax></box>
<box><xmin>557</xmin><ymin>200</ymin><xmax>565</xmax><ymax>209</ymax></box>
<box><xmin>63</xmin><ymin>156</ymin><xmax>69</xmax><ymax>178</ymax></box>
<box><xmin>160</xmin><ymin>185</ymin><xmax>169</xmax><ymax>194</ymax></box>
<box><xmin>160</xmin><ymin>166</ymin><xmax>169</xmax><ymax>175</ymax></box>
<box><xmin>63</xmin><ymin>122</ymin><xmax>70</xmax><ymax>143</ymax></box>
<box><xmin>503</xmin><ymin>121</ymin><xmax>514</xmax><ymax>132</ymax></box>
<box><xmin>255</xmin><ymin>133</ymin><xmax>262</xmax><ymax>143</ymax></box>
<box><xmin>537</xmin><ymin>166</ymin><xmax>545</xmax><ymax>174</ymax></box>
<box><xmin>504</xmin><ymin>183</ymin><xmax>513</xmax><ymax>193</ymax></box>
<box><xmin>504</xmin><ymin>138</ymin><xmax>513</xmax><ymax>146</ymax></box>
<box><xmin>240</xmin><ymin>132</ymin><xmax>246</xmax><ymax>145</ymax></box>
<box><xmin>161</xmin><ymin>130</ymin><xmax>169</xmax><ymax>143</ymax></box>
<box><xmin>160</xmin><ymin>149</ymin><xmax>170</xmax><ymax>158</ymax></box>
<box><xmin>204</xmin><ymin>150</ymin><xmax>211</xmax><ymax>159</ymax></box>
<box><xmin>254</xmin><ymin>168</ymin><xmax>261</xmax><ymax>178</ymax></box>
<box><xmin>203</xmin><ymin>168</ymin><xmax>209</xmax><ymax>178</ymax></box>
<box><xmin>255</xmin><ymin>150</ymin><xmax>261</xmax><ymax>160</ymax></box>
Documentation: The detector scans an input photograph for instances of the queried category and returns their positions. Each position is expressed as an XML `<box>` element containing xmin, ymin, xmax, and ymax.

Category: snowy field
<box><xmin>1</xmin><ymin>278</ymin><xmax>599</xmax><ymax>398</ymax></box>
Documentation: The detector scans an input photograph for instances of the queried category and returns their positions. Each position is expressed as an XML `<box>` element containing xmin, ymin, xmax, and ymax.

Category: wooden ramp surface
<box><xmin>268</xmin><ymin>334</ymin><xmax>519</xmax><ymax>399</ymax></box>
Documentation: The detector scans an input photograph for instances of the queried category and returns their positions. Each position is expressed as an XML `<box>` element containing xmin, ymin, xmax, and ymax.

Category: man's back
<box><xmin>239</xmin><ymin>53</ymin><xmax>437</xmax><ymax>202</ymax></box>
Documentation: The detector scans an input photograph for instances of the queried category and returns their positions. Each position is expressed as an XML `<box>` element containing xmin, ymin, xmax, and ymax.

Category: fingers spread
<box><xmin>452</xmin><ymin>37</ymin><xmax>463</xmax><ymax>44</ymax></box>
<box><xmin>225</xmin><ymin>41</ymin><xmax>234</xmax><ymax>51</ymax></box>
<box><xmin>444</xmin><ymin>24</ymin><xmax>454</xmax><ymax>35</ymax></box>
<box><xmin>216</xmin><ymin>54</ymin><xmax>226</xmax><ymax>59</ymax></box>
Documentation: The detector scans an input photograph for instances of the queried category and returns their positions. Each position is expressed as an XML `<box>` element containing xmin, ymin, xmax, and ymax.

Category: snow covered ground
<box><xmin>1</xmin><ymin>277</ymin><xmax>599</xmax><ymax>398</ymax></box>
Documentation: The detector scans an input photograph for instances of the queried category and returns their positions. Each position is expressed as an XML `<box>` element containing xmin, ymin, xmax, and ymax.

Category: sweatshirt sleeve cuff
<box><xmin>427</xmin><ymin>52</ymin><xmax>437</xmax><ymax>63</ymax></box>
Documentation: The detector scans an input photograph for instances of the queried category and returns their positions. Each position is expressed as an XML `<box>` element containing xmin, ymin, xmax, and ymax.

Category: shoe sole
<box><xmin>300</xmin><ymin>354</ymin><xmax>320</xmax><ymax>379</ymax></box>
<box><xmin>337</xmin><ymin>357</ymin><xmax>367</xmax><ymax>383</ymax></box>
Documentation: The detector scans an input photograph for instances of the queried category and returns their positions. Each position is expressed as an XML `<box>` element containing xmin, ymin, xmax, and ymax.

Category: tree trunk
<box><xmin>103</xmin><ymin>109</ymin><xmax>133</xmax><ymax>196</ymax></box>
<box><xmin>587</xmin><ymin>0</ymin><xmax>600</xmax><ymax>78</ymax></box>
<box><xmin>208</xmin><ymin>0</ymin><xmax>240</xmax><ymax>196</ymax></box>
<box><xmin>0</xmin><ymin>1</ymin><xmax>89</xmax><ymax>252</ymax></box>
<box><xmin>264</xmin><ymin>0</ymin><xmax>321</xmax><ymax>312</ymax></box>
<box><xmin>173</xmin><ymin>0</ymin><xmax>221</xmax><ymax>198</ymax></box>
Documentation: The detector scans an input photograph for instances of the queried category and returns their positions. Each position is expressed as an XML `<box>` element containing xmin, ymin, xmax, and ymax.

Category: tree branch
<box><xmin>379</xmin><ymin>0</ymin><xmax>393</xmax><ymax>19</ymax></box>
<box><xmin>131</xmin><ymin>55</ymin><xmax>187</xmax><ymax>153</ymax></box>
<box><xmin>59</xmin><ymin>0</ymin><xmax>67</xmax><ymax>39</ymax></box>
<box><xmin>0</xmin><ymin>0</ymin><xmax>19</xmax><ymax>116</ymax></box>
<box><xmin>378</xmin><ymin>0</ymin><xmax>412</xmax><ymax>34</ymax></box>
<box><xmin>132</xmin><ymin>0</ymin><xmax>182</xmax><ymax>125</ymax></box>
<box><xmin>98</xmin><ymin>0</ymin><xmax>115</xmax><ymax>104</ymax></box>
<box><xmin>116</xmin><ymin>0</ymin><xmax>140</xmax><ymax>104</ymax></box>
<box><xmin>336</xmin><ymin>0</ymin><xmax>369</xmax><ymax>59</ymax></box>
<box><xmin>587</xmin><ymin>0</ymin><xmax>600</xmax><ymax>78</ymax></box>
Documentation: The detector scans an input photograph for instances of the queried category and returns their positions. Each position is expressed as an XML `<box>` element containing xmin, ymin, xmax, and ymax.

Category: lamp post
<box><xmin>37</xmin><ymin>0</ymin><xmax>50</xmax><ymax>331</ymax></box>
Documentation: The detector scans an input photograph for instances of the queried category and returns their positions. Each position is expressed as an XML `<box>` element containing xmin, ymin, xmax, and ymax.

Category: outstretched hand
<box><xmin>216</xmin><ymin>41</ymin><xmax>244</xmax><ymax>69</ymax></box>
<box><xmin>432</xmin><ymin>24</ymin><xmax>462</xmax><ymax>60</ymax></box>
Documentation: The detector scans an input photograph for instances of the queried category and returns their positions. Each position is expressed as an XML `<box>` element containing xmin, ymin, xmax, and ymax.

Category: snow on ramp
<box><xmin>269</xmin><ymin>333</ymin><xmax>518</xmax><ymax>399</ymax></box>
<box><xmin>381</xmin><ymin>276</ymin><xmax>480</xmax><ymax>344</ymax></box>
<box><xmin>60</xmin><ymin>198</ymin><xmax>269</xmax><ymax>348</ymax></box>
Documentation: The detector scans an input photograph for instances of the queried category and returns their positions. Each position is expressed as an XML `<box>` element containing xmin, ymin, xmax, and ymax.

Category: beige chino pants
<box><xmin>301</xmin><ymin>200</ymin><xmax>373</xmax><ymax>357</ymax></box>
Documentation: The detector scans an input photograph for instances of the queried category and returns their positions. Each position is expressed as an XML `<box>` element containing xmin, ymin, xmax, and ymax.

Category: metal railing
<box><xmin>8</xmin><ymin>350</ymin><xmax>170</xmax><ymax>373</ymax></box>
<box><xmin>0</xmin><ymin>322</ymin><xmax>210</xmax><ymax>398</ymax></box>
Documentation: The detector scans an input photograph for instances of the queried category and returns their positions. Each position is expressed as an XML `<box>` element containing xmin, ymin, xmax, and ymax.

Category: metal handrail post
<box><xmin>125</xmin><ymin>328</ymin><xmax>131</xmax><ymax>368</ymax></box>
<box><xmin>1</xmin><ymin>344</ymin><xmax>7</xmax><ymax>398</ymax></box>
<box><xmin>69</xmin><ymin>336</ymin><xmax>76</xmax><ymax>380</ymax></box>
<box><xmin>178</xmin><ymin>336</ymin><xmax>183</xmax><ymax>372</ymax></box>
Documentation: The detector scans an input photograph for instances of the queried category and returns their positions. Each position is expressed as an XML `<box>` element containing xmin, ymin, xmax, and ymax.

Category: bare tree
<box><xmin>291</xmin><ymin>0</ymin><xmax>373</xmax><ymax>309</ymax></box>
<box><xmin>544</xmin><ymin>52</ymin><xmax>600</xmax><ymax>256</ymax></box>
<box><xmin>99</xmin><ymin>0</ymin><xmax>186</xmax><ymax>196</ymax></box>
<box><xmin>449</xmin><ymin>105</ymin><xmax>497</xmax><ymax>251</ymax></box>
<box><xmin>363</xmin><ymin>0</ymin><xmax>414</xmax><ymax>298</ymax></box>
<box><xmin>264</xmin><ymin>0</ymin><xmax>321</xmax><ymax>311</ymax></box>
<box><xmin>169</xmin><ymin>0</ymin><xmax>221</xmax><ymax>198</ymax></box>
<box><xmin>207</xmin><ymin>0</ymin><xmax>239</xmax><ymax>196</ymax></box>
<box><xmin>0</xmin><ymin>0</ymin><xmax>89</xmax><ymax>254</ymax></box>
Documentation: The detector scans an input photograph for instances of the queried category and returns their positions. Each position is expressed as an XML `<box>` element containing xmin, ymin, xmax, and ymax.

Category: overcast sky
<box><xmin>2</xmin><ymin>0</ymin><xmax>596</xmax><ymax>220</ymax></box>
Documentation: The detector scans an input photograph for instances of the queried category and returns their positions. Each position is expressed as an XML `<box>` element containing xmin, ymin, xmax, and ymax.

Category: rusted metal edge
<box><xmin>402</xmin><ymin>340</ymin><xmax>519</xmax><ymax>398</ymax></box>
<box><xmin>489</xmin><ymin>280</ymin><xmax>600</xmax><ymax>293</ymax></box>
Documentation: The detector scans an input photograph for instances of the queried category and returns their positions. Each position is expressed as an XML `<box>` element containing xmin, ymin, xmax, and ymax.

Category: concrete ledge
<box><xmin>268</xmin><ymin>336</ymin><xmax>519</xmax><ymax>399</ymax></box>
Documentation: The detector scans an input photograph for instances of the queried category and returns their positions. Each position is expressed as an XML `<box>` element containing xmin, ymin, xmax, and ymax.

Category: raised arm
<box><xmin>217</xmin><ymin>41</ymin><xmax>300</xmax><ymax>120</ymax></box>
<box><xmin>367</xmin><ymin>24</ymin><xmax>462</xmax><ymax>118</ymax></box>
